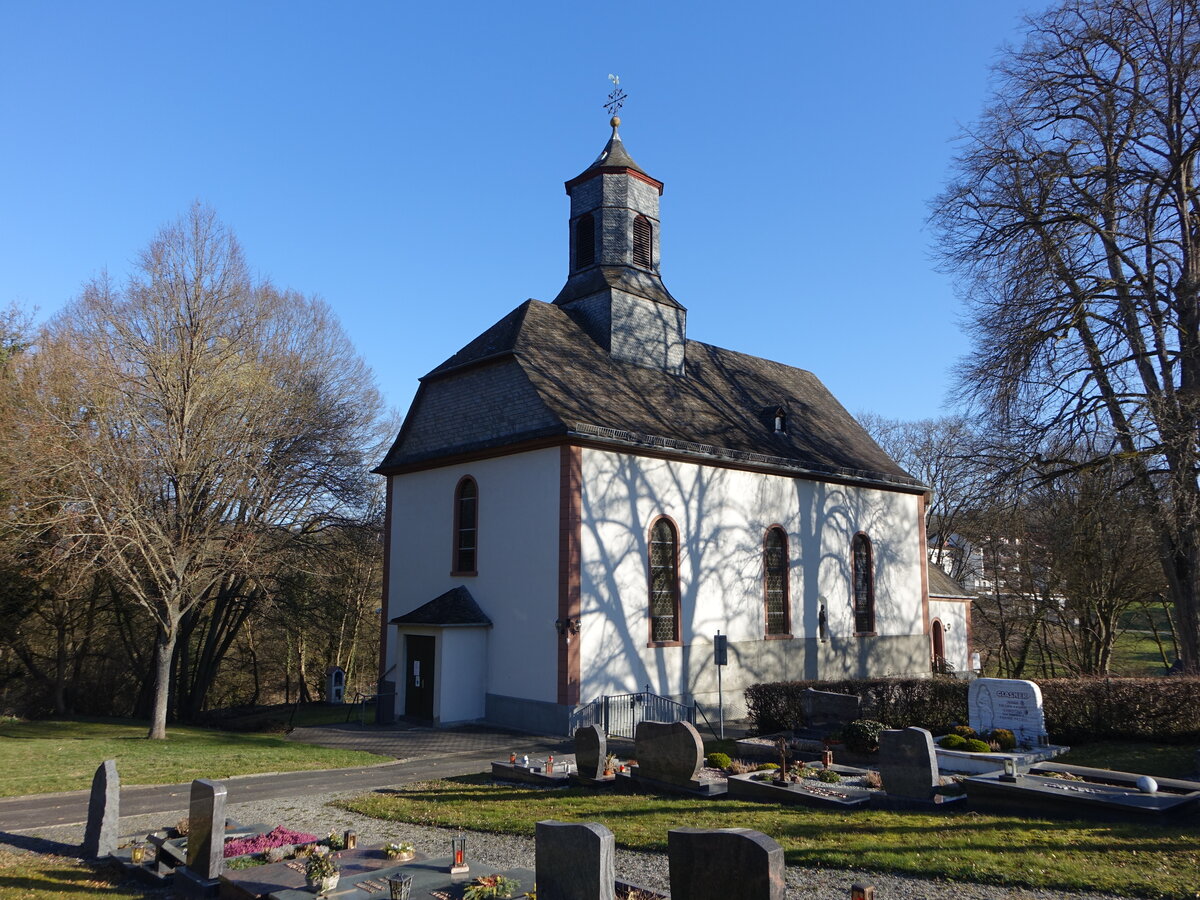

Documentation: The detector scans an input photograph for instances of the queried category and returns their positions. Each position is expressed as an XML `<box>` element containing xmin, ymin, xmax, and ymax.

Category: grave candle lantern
<box><xmin>449</xmin><ymin>834</ymin><xmax>468</xmax><ymax>873</ymax></box>
<box><xmin>850</xmin><ymin>884</ymin><xmax>875</xmax><ymax>900</ymax></box>
<box><xmin>388</xmin><ymin>874</ymin><xmax>413</xmax><ymax>900</ymax></box>
<box><xmin>130</xmin><ymin>840</ymin><xmax>146</xmax><ymax>865</ymax></box>
<box><xmin>345</xmin><ymin>830</ymin><xmax>357</xmax><ymax>849</ymax></box>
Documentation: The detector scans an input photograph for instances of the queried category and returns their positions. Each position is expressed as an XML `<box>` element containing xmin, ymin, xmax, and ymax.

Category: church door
<box><xmin>930</xmin><ymin>620</ymin><xmax>946</xmax><ymax>673</ymax></box>
<box><xmin>405</xmin><ymin>635</ymin><xmax>436</xmax><ymax>720</ymax></box>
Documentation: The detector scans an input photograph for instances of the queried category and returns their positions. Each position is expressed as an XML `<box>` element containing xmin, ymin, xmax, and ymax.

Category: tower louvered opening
<box><xmin>633</xmin><ymin>215</ymin><xmax>652</xmax><ymax>268</ymax></box>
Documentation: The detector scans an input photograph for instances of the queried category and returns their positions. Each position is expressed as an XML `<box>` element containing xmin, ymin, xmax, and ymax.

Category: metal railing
<box><xmin>570</xmin><ymin>689</ymin><xmax>697</xmax><ymax>739</ymax></box>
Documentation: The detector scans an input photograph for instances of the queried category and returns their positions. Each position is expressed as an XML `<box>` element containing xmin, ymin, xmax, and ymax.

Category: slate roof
<box><xmin>928</xmin><ymin>565</ymin><xmax>974</xmax><ymax>600</ymax></box>
<box><xmin>390</xmin><ymin>586</ymin><xmax>493</xmax><ymax>627</ymax></box>
<box><xmin>377</xmin><ymin>299</ymin><xmax>924</xmax><ymax>491</ymax></box>
<box><xmin>566</xmin><ymin>128</ymin><xmax>657</xmax><ymax>189</ymax></box>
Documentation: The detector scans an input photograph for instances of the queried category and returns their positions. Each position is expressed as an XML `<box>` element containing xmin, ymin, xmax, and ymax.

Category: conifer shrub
<box><xmin>842</xmin><ymin>719</ymin><xmax>886</xmax><ymax>753</ymax></box>
<box><xmin>705</xmin><ymin>752</ymin><xmax>732</xmax><ymax>770</ymax></box>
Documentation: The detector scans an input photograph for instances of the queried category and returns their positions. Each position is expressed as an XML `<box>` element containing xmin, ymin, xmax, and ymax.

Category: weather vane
<box><xmin>604</xmin><ymin>73</ymin><xmax>627</xmax><ymax>117</ymax></box>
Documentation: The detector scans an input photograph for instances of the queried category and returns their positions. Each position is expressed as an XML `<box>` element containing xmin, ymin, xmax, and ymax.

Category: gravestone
<box><xmin>634</xmin><ymin>720</ymin><xmax>703</xmax><ymax>784</ymax></box>
<box><xmin>175</xmin><ymin>778</ymin><xmax>226</xmax><ymax>898</ymax></box>
<box><xmin>82</xmin><ymin>759</ymin><xmax>119</xmax><ymax>859</ymax></box>
<box><xmin>968</xmin><ymin>677</ymin><xmax>1048</xmax><ymax>747</ymax></box>
<box><xmin>878</xmin><ymin>727</ymin><xmax>939</xmax><ymax>800</ymax></box>
<box><xmin>667</xmin><ymin>828</ymin><xmax>784</xmax><ymax>900</ymax></box>
<box><xmin>535</xmin><ymin>820</ymin><xmax>614</xmax><ymax>900</ymax></box>
<box><xmin>575</xmin><ymin>725</ymin><xmax>607</xmax><ymax>780</ymax></box>
<box><xmin>801</xmin><ymin>688</ymin><xmax>860</xmax><ymax>732</ymax></box>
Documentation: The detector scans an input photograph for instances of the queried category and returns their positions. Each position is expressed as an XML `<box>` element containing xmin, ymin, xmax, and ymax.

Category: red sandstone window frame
<box><xmin>647</xmin><ymin>515</ymin><xmax>682</xmax><ymax>647</ymax></box>
<box><xmin>852</xmin><ymin>531</ymin><xmax>875</xmax><ymax>635</ymax></box>
<box><xmin>763</xmin><ymin>526</ymin><xmax>791</xmax><ymax>638</ymax></box>
<box><xmin>451</xmin><ymin>476</ymin><xmax>478</xmax><ymax>576</ymax></box>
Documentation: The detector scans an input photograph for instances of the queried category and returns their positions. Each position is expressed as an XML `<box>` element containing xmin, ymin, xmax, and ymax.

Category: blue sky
<box><xmin>0</xmin><ymin>1</ymin><xmax>1050</xmax><ymax>424</ymax></box>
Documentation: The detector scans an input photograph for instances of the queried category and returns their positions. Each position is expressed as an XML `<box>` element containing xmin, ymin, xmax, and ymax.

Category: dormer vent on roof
<box><xmin>554</xmin><ymin>115</ymin><xmax>687</xmax><ymax>377</ymax></box>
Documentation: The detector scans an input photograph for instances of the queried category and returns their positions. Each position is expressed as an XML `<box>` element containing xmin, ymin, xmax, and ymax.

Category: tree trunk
<box><xmin>148</xmin><ymin>617</ymin><xmax>179</xmax><ymax>740</ymax></box>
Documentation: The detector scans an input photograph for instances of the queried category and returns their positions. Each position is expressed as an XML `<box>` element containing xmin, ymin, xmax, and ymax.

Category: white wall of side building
<box><xmin>385</xmin><ymin>448</ymin><xmax>562</xmax><ymax>717</ymax></box>
<box><xmin>928</xmin><ymin>598</ymin><xmax>971</xmax><ymax>674</ymax></box>
<box><xmin>576</xmin><ymin>448</ymin><xmax>929</xmax><ymax>711</ymax></box>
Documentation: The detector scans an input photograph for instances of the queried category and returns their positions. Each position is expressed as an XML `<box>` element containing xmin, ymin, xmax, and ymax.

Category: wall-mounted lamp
<box><xmin>555</xmin><ymin>617</ymin><xmax>581</xmax><ymax>642</ymax></box>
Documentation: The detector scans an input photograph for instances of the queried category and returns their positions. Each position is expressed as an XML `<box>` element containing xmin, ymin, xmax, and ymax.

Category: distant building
<box><xmin>376</xmin><ymin>118</ymin><xmax>965</xmax><ymax>732</ymax></box>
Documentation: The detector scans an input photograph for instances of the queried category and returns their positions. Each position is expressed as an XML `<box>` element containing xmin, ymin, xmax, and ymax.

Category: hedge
<box><xmin>744</xmin><ymin>676</ymin><xmax>1200</xmax><ymax>743</ymax></box>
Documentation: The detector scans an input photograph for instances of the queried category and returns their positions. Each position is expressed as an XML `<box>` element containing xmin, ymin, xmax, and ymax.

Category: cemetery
<box><xmin>61</xmin><ymin>676</ymin><xmax>1200</xmax><ymax>899</ymax></box>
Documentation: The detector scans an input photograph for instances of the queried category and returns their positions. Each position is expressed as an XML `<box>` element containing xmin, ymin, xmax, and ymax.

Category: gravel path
<box><xmin>4</xmin><ymin>788</ymin><xmax>1140</xmax><ymax>900</ymax></box>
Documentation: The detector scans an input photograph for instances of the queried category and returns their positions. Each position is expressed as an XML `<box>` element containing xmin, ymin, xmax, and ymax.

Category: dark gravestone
<box><xmin>535</xmin><ymin>820</ymin><xmax>614</xmax><ymax>900</ymax></box>
<box><xmin>82</xmin><ymin>759</ymin><xmax>119</xmax><ymax>859</ymax></box>
<box><xmin>668</xmin><ymin>828</ymin><xmax>784</xmax><ymax>900</ymax></box>
<box><xmin>879</xmin><ymin>727</ymin><xmax>939</xmax><ymax>799</ymax></box>
<box><xmin>634</xmin><ymin>720</ymin><xmax>703</xmax><ymax>784</ymax></box>
<box><xmin>801</xmin><ymin>688</ymin><xmax>860</xmax><ymax>731</ymax></box>
<box><xmin>176</xmin><ymin>778</ymin><xmax>226</xmax><ymax>898</ymax></box>
<box><xmin>575</xmin><ymin>725</ymin><xmax>607</xmax><ymax>780</ymax></box>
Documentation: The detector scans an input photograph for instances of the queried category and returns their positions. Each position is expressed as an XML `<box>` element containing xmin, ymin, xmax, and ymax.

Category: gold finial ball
<box><xmin>610</xmin><ymin>116</ymin><xmax>621</xmax><ymax>128</ymax></box>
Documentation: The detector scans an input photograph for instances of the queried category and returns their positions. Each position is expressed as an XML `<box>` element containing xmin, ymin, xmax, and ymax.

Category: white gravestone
<box><xmin>968</xmin><ymin>677</ymin><xmax>1048</xmax><ymax>748</ymax></box>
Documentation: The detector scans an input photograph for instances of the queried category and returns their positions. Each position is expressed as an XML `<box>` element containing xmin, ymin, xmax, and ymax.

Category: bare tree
<box><xmin>933</xmin><ymin>0</ymin><xmax>1200</xmax><ymax>670</ymax></box>
<box><xmin>858</xmin><ymin>414</ymin><xmax>989</xmax><ymax>583</ymax></box>
<box><xmin>6</xmin><ymin>205</ymin><xmax>381</xmax><ymax>737</ymax></box>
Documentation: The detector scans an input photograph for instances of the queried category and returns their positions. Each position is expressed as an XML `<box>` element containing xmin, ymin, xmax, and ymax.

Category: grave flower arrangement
<box><xmin>462</xmin><ymin>873</ymin><xmax>521</xmax><ymax>899</ymax></box>
<box><xmin>383</xmin><ymin>841</ymin><xmax>415</xmax><ymax>860</ymax></box>
<box><xmin>306</xmin><ymin>850</ymin><xmax>341</xmax><ymax>893</ymax></box>
<box><xmin>223</xmin><ymin>826</ymin><xmax>320</xmax><ymax>858</ymax></box>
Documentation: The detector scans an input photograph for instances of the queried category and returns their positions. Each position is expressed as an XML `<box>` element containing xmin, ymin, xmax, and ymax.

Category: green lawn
<box><xmin>0</xmin><ymin>849</ymin><xmax>156</xmax><ymax>899</ymax></box>
<box><xmin>1109</xmin><ymin>629</ymin><xmax>1173</xmax><ymax>676</ymax></box>
<box><xmin>0</xmin><ymin>718</ymin><xmax>389</xmax><ymax>797</ymax></box>
<box><xmin>340</xmin><ymin>775</ymin><xmax>1200</xmax><ymax>899</ymax></box>
<box><xmin>1057</xmin><ymin>741</ymin><xmax>1196</xmax><ymax>778</ymax></box>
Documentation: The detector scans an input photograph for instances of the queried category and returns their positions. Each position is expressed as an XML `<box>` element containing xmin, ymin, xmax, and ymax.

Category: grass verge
<box><xmin>339</xmin><ymin>775</ymin><xmax>1200</xmax><ymax>899</ymax></box>
<box><xmin>1057</xmin><ymin>741</ymin><xmax>1196</xmax><ymax>778</ymax></box>
<box><xmin>0</xmin><ymin>718</ymin><xmax>389</xmax><ymax>797</ymax></box>
<box><xmin>0</xmin><ymin>848</ymin><xmax>161</xmax><ymax>899</ymax></box>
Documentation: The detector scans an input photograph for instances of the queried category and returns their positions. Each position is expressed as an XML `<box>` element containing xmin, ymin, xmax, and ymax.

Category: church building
<box><xmin>375</xmin><ymin>116</ymin><xmax>965</xmax><ymax>733</ymax></box>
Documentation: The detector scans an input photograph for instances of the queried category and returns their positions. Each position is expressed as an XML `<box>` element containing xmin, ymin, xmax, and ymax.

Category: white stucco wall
<box><xmin>437</xmin><ymin>628</ymin><xmax>490</xmax><ymax>723</ymax></box>
<box><xmin>929</xmin><ymin>598</ymin><xmax>971</xmax><ymax>674</ymax></box>
<box><xmin>385</xmin><ymin>448</ymin><xmax>562</xmax><ymax>715</ymax></box>
<box><xmin>576</xmin><ymin>448</ymin><xmax>927</xmax><ymax>704</ymax></box>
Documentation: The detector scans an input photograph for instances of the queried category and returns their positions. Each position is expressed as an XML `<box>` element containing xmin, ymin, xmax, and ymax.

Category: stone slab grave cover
<box><xmin>668</xmin><ymin>828</ymin><xmax>784</xmax><ymax>900</ymax></box>
<box><xmin>968</xmin><ymin>677</ymin><xmax>1048</xmax><ymax>747</ymax></box>
<box><xmin>879</xmin><ymin>727</ymin><xmax>940</xmax><ymax>800</ymax></box>
<box><xmin>801</xmin><ymin>687</ymin><xmax>860</xmax><ymax>733</ymax></box>
<box><xmin>575</xmin><ymin>724</ymin><xmax>607</xmax><ymax>780</ymax></box>
<box><xmin>634</xmin><ymin>720</ymin><xmax>703</xmax><ymax>784</ymax></box>
<box><xmin>82</xmin><ymin>759</ymin><xmax>119</xmax><ymax>859</ymax></box>
<box><xmin>536</xmin><ymin>820</ymin><xmax>614</xmax><ymax>900</ymax></box>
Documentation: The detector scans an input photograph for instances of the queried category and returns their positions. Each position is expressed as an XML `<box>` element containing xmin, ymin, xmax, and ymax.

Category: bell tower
<box><xmin>553</xmin><ymin>115</ymin><xmax>687</xmax><ymax>376</ymax></box>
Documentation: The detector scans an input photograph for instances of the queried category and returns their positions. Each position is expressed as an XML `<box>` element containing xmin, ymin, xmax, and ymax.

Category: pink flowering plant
<box><xmin>223</xmin><ymin>826</ymin><xmax>320</xmax><ymax>858</ymax></box>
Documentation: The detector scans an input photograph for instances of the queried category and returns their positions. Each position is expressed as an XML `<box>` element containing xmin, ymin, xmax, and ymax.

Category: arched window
<box><xmin>453</xmin><ymin>477</ymin><xmax>477</xmax><ymax>574</ymax></box>
<box><xmin>575</xmin><ymin>213</ymin><xmax>595</xmax><ymax>269</ymax></box>
<box><xmin>648</xmin><ymin>517</ymin><xmax>680</xmax><ymax>643</ymax></box>
<box><xmin>852</xmin><ymin>533</ymin><xmax>875</xmax><ymax>634</ymax></box>
<box><xmin>633</xmin><ymin>215</ymin><xmax>652</xmax><ymax>268</ymax></box>
<box><xmin>763</xmin><ymin>527</ymin><xmax>790</xmax><ymax>635</ymax></box>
